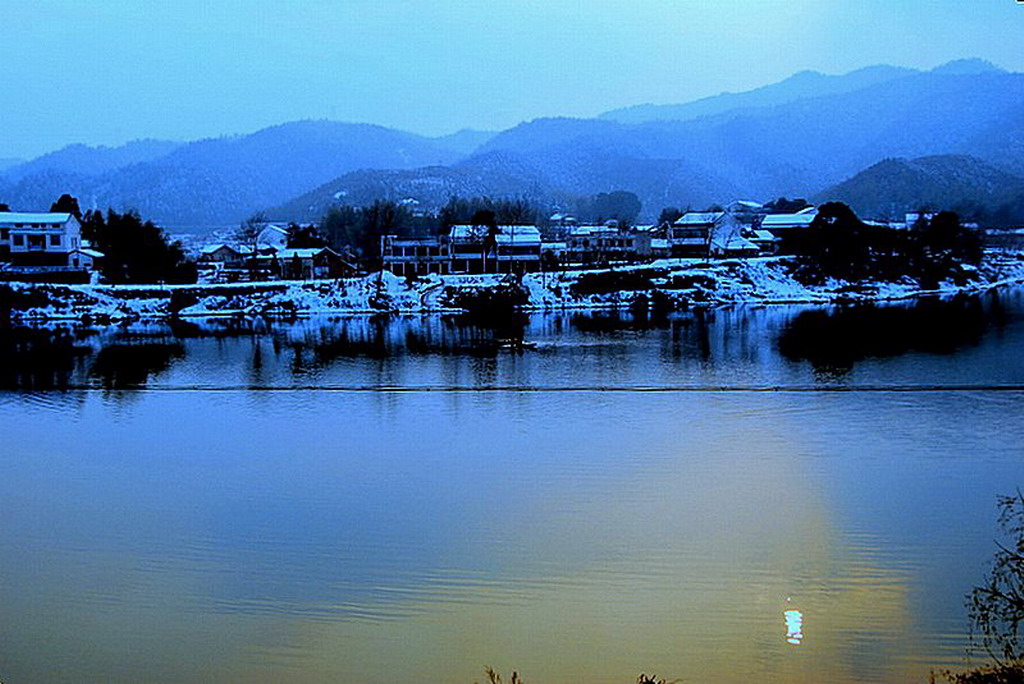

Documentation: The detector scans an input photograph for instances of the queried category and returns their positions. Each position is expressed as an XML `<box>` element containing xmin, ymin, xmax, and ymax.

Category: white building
<box><xmin>0</xmin><ymin>212</ymin><xmax>85</xmax><ymax>267</ymax></box>
<box><xmin>449</xmin><ymin>225</ymin><xmax>542</xmax><ymax>274</ymax></box>
<box><xmin>759</xmin><ymin>207</ymin><xmax>818</xmax><ymax>236</ymax></box>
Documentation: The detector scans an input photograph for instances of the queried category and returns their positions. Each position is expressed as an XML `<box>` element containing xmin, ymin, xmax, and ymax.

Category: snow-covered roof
<box><xmin>75</xmin><ymin>248</ymin><xmax>105</xmax><ymax>258</ymax></box>
<box><xmin>0</xmin><ymin>212</ymin><xmax>74</xmax><ymax>225</ymax></box>
<box><xmin>675</xmin><ymin>212</ymin><xmax>724</xmax><ymax>226</ymax></box>
<box><xmin>388</xmin><ymin>235</ymin><xmax>443</xmax><ymax>245</ymax></box>
<box><xmin>450</xmin><ymin>225</ymin><xmax>541</xmax><ymax>245</ymax></box>
<box><xmin>568</xmin><ymin>225</ymin><xmax>620</xmax><ymax>237</ymax></box>
<box><xmin>650</xmin><ymin>238</ymin><xmax>670</xmax><ymax>250</ymax></box>
<box><xmin>750</xmin><ymin>230</ymin><xmax>779</xmax><ymax>242</ymax></box>
<box><xmin>761</xmin><ymin>211</ymin><xmax>818</xmax><ymax>228</ymax></box>
<box><xmin>200</xmin><ymin>243</ymin><xmax>236</xmax><ymax>254</ymax></box>
<box><xmin>731</xmin><ymin>200</ymin><xmax>764</xmax><ymax>210</ymax></box>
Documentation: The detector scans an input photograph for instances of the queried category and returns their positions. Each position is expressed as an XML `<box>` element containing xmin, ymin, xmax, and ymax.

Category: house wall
<box><xmin>1</xmin><ymin>216</ymin><xmax>82</xmax><ymax>265</ymax></box>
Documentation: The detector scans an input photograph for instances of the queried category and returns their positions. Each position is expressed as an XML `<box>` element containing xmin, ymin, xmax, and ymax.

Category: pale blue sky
<box><xmin>2</xmin><ymin>0</ymin><xmax>1022</xmax><ymax>159</ymax></box>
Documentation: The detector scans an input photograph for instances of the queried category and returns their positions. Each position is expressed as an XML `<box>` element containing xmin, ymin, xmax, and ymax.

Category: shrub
<box><xmin>569</xmin><ymin>268</ymin><xmax>667</xmax><ymax>297</ymax></box>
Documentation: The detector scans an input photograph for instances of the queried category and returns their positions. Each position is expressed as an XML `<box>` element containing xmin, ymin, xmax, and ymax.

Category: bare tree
<box><xmin>233</xmin><ymin>211</ymin><xmax>269</xmax><ymax>276</ymax></box>
<box><xmin>968</xmin><ymin>490</ymin><xmax>1024</xmax><ymax>669</ymax></box>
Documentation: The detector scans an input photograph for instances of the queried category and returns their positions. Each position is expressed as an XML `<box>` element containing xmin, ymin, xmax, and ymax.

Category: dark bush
<box><xmin>441</xmin><ymin>279</ymin><xmax>530</xmax><ymax>318</ymax></box>
<box><xmin>569</xmin><ymin>268</ymin><xmax>667</xmax><ymax>297</ymax></box>
<box><xmin>783</xmin><ymin>203</ymin><xmax>983</xmax><ymax>285</ymax></box>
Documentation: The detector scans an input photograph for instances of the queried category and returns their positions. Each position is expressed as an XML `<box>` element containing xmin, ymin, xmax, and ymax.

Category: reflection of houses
<box><xmin>0</xmin><ymin>211</ymin><xmax>86</xmax><ymax>266</ymax></box>
<box><xmin>448</xmin><ymin>225</ymin><xmax>542</xmax><ymax>274</ymax></box>
<box><xmin>563</xmin><ymin>225</ymin><xmax>652</xmax><ymax>265</ymax></box>
<box><xmin>382</xmin><ymin>235</ymin><xmax>450</xmax><ymax>276</ymax></box>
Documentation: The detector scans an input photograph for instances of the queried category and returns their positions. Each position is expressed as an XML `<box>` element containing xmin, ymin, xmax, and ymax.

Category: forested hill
<box><xmin>815</xmin><ymin>155</ymin><xmax>1024</xmax><ymax>224</ymax></box>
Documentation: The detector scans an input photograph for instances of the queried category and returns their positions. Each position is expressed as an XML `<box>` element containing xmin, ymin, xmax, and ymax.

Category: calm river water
<box><xmin>2</xmin><ymin>292</ymin><xmax>1023</xmax><ymax>683</ymax></box>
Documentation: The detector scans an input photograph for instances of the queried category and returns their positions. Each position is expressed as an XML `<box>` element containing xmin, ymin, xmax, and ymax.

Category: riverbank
<box><xmin>4</xmin><ymin>252</ymin><xmax>1024</xmax><ymax>322</ymax></box>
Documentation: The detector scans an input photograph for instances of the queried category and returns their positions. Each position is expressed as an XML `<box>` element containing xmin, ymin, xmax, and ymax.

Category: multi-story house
<box><xmin>0</xmin><ymin>212</ymin><xmax>85</xmax><ymax>266</ymax></box>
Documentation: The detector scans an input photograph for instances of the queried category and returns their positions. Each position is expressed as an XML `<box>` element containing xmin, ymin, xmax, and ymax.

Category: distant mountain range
<box><xmin>0</xmin><ymin>122</ymin><xmax>465</xmax><ymax>226</ymax></box>
<box><xmin>815</xmin><ymin>155</ymin><xmax>1024</xmax><ymax>218</ymax></box>
<box><xmin>3</xmin><ymin>58</ymin><xmax>1024</xmax><ymax>228</ymax></box>
<box><xmin>598</xmin><ymin>64</ymin><xmax>920</xmax><ymax>125</ymax></box>
<box><xmin>2</xmin><ymin>139</ymin><xmax>183</xmax><ymax>183</ymax></box>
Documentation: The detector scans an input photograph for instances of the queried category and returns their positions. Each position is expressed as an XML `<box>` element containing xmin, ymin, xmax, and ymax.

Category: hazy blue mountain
<box><xmin>273</xmin><ymin>151</ymin><xmax>555</xmax><ymax>221</ymax></box>
<box><xmin>0</xmin><ymin>158</ymin><xmax>24</xmax><ymax>174</ymax></box>
<box><xmin>432</xmin><ymin>129</ymin><xmax>497</xmax><ymax>156</ymax></box>
<box><xmin>0</xmin><ymin>121</ymin><xmax>463</xmax><ymax>225</ymax></box>
<box><xmin>815</xmin><ymin>155</ymin><xmax>1024</xmax><ymax>218</ymax></box>
<box><xmin>599</xmin><ymin>64</ymin><xmax>918</xmax><ymax>124</ymax></box>
<box><xmin>2</xmin><ymin>139</ymin><xmax>182</xmax><ymax>182</ymax></box>
<box><xmin>5</xmin><ymin>60</ymin><xmax>1023</xmax><ymax>227</ymax></box>
<box><xmin>470</xmin><ymin>63</ymin><xmax>1024</xmax><ymax>214</ymax></box>
<box><xmin>930</xmin><ymin>58</ymin><xmax>1004</xmax><ymax>75</ymax></box>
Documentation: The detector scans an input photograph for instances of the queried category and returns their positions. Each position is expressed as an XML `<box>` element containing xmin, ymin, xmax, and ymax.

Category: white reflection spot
<box><xmin>784</xmin><ymin>609</ymin><xmax>803</xmax><ymax>645</ymax></box>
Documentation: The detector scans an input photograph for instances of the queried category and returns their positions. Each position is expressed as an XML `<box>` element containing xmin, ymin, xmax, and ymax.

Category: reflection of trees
<box><xmin>281</xmin><ymin>316</ymin><xmax>531</xmax><ymax>375</ymax></box>
<box><xmin>568</xmin><ymin>309</ymin><xmax>671</xmax><ymax>334</ymax></box>
<box><xmin>89</xmin><ymin>342</ymin><xmax>184</xmax><ymax>388</ymax></box>
<box><xmin>778</xmin><ymin>296</ymin><xmax>995</xmax><ymax>377</ymax></box>
<box><xmin>0</xmin><ymin>325</ymin><xmax>92</xmax><ymax>389</ymax></box>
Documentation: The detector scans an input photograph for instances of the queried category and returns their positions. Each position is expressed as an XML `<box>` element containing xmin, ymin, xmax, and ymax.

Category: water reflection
<box><xmin>785</xmin><ymin>608</ymin><xmax>804</xmax><ymax>645</ymax></box>
<box><xmin>90</xmin><ymin>340</ymin><xmax>185</xmax><ymax>389</ymax></box>
<box><xmin>776</xmin><ymin>295</ymin><xmax>1002</xmax><ymax>378</ymax></box>
<box><xmin>2</xmin><ymin>298</ymin><xmax>1024</xmax><ymax>682</ymax></box>
<box><xmin>0</xmin><ymin>291</ymin><xmax>1022</xmax><ymax>392</ymax></box>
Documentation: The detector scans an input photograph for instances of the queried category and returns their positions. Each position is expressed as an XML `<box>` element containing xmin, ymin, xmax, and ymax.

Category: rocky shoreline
<box><xmin>4</xmin><ymin>253</ymin><xmax>1024</xmax><ymax>323</ymax></box>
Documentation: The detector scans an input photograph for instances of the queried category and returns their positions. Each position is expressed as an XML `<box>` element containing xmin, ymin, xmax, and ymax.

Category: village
<box><xmin>0</xmin><ymin>198</ymin><xmax>967</xmax><ymax>287</ymax></box>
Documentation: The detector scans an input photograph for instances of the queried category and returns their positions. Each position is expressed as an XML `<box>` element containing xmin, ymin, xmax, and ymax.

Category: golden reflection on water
<box><xmin>4</xmin><ymin>386</ymin><xmax>995</xmax><ymax>683</ymax></box>
<box><xmin>208</xmin><ymin>404</ymin><xmax>922</xmax><ymax>684</ymax></box>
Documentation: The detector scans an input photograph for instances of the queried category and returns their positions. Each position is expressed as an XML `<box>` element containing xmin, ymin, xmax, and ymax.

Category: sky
<box><xmin>2</xmin><ymin>0</ymin><xmax>1023</xmax><ymax>159</ymax></box>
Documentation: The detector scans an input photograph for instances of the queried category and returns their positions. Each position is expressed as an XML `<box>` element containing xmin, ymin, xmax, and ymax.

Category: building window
<box><xmin>0</xmin><ymin>228</ymin><xmax>7</xmax><ymax>240</ymax></box>
<box><xmin>50</xmin><ymin>235</ymin><xmax>61</xmax><ymax>247</ymax></box>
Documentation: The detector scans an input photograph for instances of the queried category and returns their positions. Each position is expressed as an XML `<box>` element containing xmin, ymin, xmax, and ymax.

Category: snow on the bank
<box><xmin>7</xmin><ymin>253</ymin><xmax>1024</xmax><ymax>321</ymax></box>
